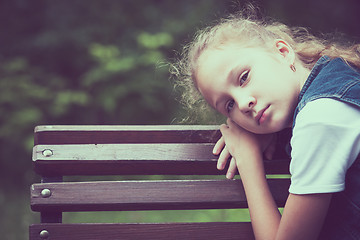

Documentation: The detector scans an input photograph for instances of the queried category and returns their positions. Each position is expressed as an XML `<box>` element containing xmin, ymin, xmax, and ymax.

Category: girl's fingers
<box><xmin>226</xmin><ymin>157</ymin><xmax>237</xmax><ymax>179</ymax></box>
<box><xmin>213</xmin><ymin>136</ymin><xmax>225</xmax><ymax>155</ymax></box>
<box><xmin>217</xmin><ymin>145</ymin><xmax>231</xmax><ymax>170</ymax></box>
<box><xmin>219</xmin><ymin>123</ymin><xmax>230</xmax><ymax>138</ymax></box>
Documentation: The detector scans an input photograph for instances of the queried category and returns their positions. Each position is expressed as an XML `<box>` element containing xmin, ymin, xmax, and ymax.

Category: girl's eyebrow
<box><xmin>227</xmin><ymin>67</ymin><xmax>238</xmax><ymax>83</ymax></box>
<box><xmin>229</xmin><ymin>64</ymin><xmax>248</xmax><ymax>82</ymax></box>
<box><xmin>214</xmin><ymin>97</ymin><xmax>225</xmax><ymax>111</ymax></box>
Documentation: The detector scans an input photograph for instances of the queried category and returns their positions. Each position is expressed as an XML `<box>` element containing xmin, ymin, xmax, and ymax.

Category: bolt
<box><xmin>42</xmin><ymin>149</ymin><xmax>53</xmax><ymax>157</ymax></box>
<box><xmin>39</xmin><ymin>230</ymin><xmax>49</xmax><ymax>239</ymax></box>
<box><xmin>41</xmin><ymin>189</ymin><xmax>51</xmax><ymax>198</ymax></box>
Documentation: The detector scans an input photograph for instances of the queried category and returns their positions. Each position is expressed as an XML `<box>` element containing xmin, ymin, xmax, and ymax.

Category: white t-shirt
<box><xmin>289</xmin><ymin>98</ymin><xmax>360</xmax><ymax>194</ymax></box>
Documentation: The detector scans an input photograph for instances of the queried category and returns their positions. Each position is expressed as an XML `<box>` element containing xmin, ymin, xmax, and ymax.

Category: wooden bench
<box><xmin>29</xmin><ymin>125</ymin><xmax>291</xmax><ymax>240</ymax></box>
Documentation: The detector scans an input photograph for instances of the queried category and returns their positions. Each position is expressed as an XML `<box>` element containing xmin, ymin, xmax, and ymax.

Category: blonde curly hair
<box><xmin>172</xmin><ymin>6</ymin><xmax>360</xmax><ymax>123</ymax></box>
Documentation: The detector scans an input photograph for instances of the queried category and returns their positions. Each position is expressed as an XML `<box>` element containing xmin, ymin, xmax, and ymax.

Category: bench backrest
<box><xmin>30</xmin><ymin>125</ymin><xmax>291</xmax><ymax>240</ymax></box>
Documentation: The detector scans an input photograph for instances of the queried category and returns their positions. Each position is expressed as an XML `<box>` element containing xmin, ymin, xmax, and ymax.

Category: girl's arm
<box><xmin>276</xmin><ymin>193</ymin><xmax>332</xmax><ymax>240</ymax></box>
<box><xmin>218</xmin><ymin>120</ymin><xmax>332</xmax><ymax>240</ymax></box>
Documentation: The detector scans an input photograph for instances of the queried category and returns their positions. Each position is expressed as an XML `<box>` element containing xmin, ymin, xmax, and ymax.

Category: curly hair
<box><xmin>171</xmin><ymin>6</ymin><xmax>360</xmax><ymax>123</ymax></box>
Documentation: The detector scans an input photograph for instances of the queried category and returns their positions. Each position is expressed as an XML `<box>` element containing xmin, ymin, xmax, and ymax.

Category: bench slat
<box><xmin>31</xmin><ymin>179</ymin><xmax>290</xmax><ymax>212</ymax></box>
<box><xmin>29</xmin><ymin>222</ymin><xmax>255</xmax><ymax>240</ymax></box>
<box><xmin>34</xmin><ymin>125</ymin><xmax>221</xmax><ymax>145</ymax></box>
<box><xmin>33</xmin><ymin>144</ymin><xmax>290</xmax><ymax>176</ymax></box>
<box><xmin>34</xmin><ymin>144</ymin><xmax>216</xmax><ymax>161</ymax></box>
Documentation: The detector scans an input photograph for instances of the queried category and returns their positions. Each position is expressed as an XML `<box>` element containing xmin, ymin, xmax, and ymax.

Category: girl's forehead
<box><xmin>196</xmin><ymin>46</ymin><xmax>247</xmax><ymax>89</ymax></box>
<box><xmin>198</xmin><ymin>42</ymin><xmax>279</xmax><ymax>72</ymax></box>
<box><xmin>198</xmin><ymin>45</ymin><xmax>261</xmax><ymax>69</ymax></box>
<box><xmin>196</xmin><ymin>46</ymin><xmax>243</xmax><ymax>82</ymax></box>
<box><xmin>205</xmin><ymin>43</ymin><xmax>271</xmax><ymax>58</ymax></box>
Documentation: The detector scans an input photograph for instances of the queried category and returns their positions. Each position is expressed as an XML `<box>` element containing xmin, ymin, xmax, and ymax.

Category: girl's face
<box><xmin>196</xmin><ymin>41</ymin><xmax>304</xmax><ymax>134</ymax></box>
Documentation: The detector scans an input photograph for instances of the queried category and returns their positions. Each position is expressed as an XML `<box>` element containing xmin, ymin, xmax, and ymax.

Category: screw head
<box><xmin>39</xmin><ymin>230</ymin><xmax>49</xmax><ymax>239</ymax></box>
<box><xmin>42</xmin><ymin>149</ymin><xmax>53</xmax><ymax>157</ymax></box>
<box><xmin>41</xmin><ymin>189</ymin><xmax>52</xmax><ymax>198</ymax></box>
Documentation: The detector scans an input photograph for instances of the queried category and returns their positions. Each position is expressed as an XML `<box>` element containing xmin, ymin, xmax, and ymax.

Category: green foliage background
<box><xmin>0</xmin><ymin>0</ymin><xmax>359</xmax><ymax>239</ymax></box>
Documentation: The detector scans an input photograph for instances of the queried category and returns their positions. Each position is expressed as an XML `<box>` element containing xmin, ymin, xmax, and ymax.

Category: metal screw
<box><xmin>41</xmin><ymin>189</ymin><xmax>51</xmax><ymax>198</ymax></box>
<box><xmin>42</xmin><ymin>149</ymin><xmax>53</xmax><ymax>157</ymax></box>
<box><xmin>39</xmin><ymin>230</ymin><xmax>49</xmax><ymax>239</ymax></box>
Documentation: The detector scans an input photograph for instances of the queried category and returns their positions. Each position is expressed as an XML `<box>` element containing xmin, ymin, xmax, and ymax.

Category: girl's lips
<box><xmin>255</xmin><ymin>105</ymin><xmax>270</xmax><ymax>125</ymax></box>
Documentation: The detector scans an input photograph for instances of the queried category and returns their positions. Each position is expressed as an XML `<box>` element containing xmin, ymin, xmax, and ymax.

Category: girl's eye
<box><xmin>239</xmin><ymin>70</ymin><xmax>249</xmax><ymax>86</ymax></box>
<box><xmin>226</xmin><ymin>100</ymin><xmax>235</xmax><ymax>113</ymax></box>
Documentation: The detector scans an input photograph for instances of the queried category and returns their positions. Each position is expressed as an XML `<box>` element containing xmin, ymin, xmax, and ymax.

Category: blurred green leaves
<box><xmin>137</xmin><ymin>32</ymin><xmax>174</xmax><ymax>49</ymax></box>
<box><xmin>0</xmin><ymin>1</ymin><xmax>230</xmax><ymax>194</ymax></box>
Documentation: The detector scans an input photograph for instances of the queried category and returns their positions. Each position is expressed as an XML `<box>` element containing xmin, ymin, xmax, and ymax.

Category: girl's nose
<box><xmin>237</xmin><ymin>95</ymin><xmax>256</xmax><ymax>114</ymax></box>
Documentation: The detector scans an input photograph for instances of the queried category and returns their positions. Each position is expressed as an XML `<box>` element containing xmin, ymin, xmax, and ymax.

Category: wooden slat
<box><xmin>34</xmin><ymin>143</ymin><xmax>216</xmax><ymax>161</ymax></box>
<box><xmin>29</xmin><ymin>222</ymin><xmax>255</xmax><ymax>240</ymax></box>
<box><xmin>34</xmin><ymin>125</ymin><xmax>221</xmax><ymax>145</ymax></box>
<box><xmin>31</xmin><ymin>179</ymin><xmax>290</xmax><ymax>212</ymax></box>
<box><xmin>33</xmin><ymin>143</ymin><xmax>290</xmax><ymax>176</ymax></box>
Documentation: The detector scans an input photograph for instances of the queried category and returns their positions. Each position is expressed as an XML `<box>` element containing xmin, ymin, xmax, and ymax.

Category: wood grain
<box><xmin>33</xmin><ymin>143</ymin><xmax>290</xmax><ymax>176</ymax></box>
<box><xmin>31</xmin><ymin>179</ymin><xmax>290</xmax><ymax>212</ymax></box>
<box><xmin>34</xmin><ymin>125</ymin><xmax>221</xmax><ymax>145</ymax></box>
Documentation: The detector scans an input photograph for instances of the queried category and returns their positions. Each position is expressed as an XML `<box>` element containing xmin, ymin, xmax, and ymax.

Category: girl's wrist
<box><xmin>235</xmin><ymin>148</ymin><xmax>264</xmax><ymax>175</ymax></box>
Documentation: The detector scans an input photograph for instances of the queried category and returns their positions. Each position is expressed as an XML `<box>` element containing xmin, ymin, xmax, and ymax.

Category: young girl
<box><xmin>174</xmin><ymin>8</ymin><xmax>360</xmax><ymax>240</ymax></box>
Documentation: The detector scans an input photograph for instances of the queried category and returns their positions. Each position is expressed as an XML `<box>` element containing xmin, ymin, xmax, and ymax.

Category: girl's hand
<box><xmin>213</xmin><ymin>119</ymin><xmax>277</xmax><ymax>179</ymax></box>
<box><xmin>213</xmin><ymin>136</ymin><xmax>238</xmax><ymax>179</ymax></box>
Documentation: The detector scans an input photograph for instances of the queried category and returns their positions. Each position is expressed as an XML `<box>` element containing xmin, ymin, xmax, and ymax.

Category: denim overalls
<box><xmin>292</xmin><ymin>56</ymin><xmax>360</xmax><ymax>239</ymax></box>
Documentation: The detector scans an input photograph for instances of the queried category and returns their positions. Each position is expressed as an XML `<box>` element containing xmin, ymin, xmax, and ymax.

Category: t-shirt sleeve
<box><xmin>289</xmin><ymin>98</ymin><xmax>360</xmax><ymax>195</ymax></box>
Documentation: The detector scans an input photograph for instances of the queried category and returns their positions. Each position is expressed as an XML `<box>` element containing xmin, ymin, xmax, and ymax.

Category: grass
<box><xmin>64</xmin><ymin>209</ymin><xmax>251</xmax><ymax>224</ymax></box>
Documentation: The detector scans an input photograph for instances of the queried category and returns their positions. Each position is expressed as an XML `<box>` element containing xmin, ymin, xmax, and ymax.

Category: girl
<box><xmin>174</xmin><ymin>7</ymin><xmax>360</xmax><ymax>240</ymax></box>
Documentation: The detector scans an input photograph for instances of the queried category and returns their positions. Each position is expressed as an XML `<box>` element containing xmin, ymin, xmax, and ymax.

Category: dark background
<box><xmin>1</xmin><ymin>0</ymin><xmax>360</xmax><ymax>239</ymax></box>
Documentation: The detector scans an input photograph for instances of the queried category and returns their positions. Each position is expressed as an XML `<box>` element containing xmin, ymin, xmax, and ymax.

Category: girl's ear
<box><xmin>274</xmin><ymin>39</ymin><xmax>295</xmax><ymax>64</ymax></box>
